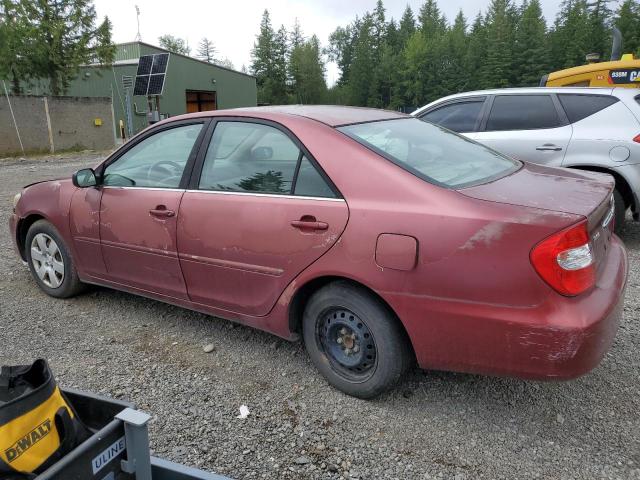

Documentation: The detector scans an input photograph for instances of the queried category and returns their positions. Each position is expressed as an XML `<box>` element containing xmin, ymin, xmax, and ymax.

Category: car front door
<box><xmin>418</xmin><ymin>96</ymin><xmax>487</xmax><ymax>134</ymax></box>
<box><xmin>468</xmin><ymin>94</ymin><xmax>573</xmax><ymax>167</ymax></box>
<box><xmin>177</xmin><ymin>119</ymin><xmax>349</xmax><ymax>317</ymax></box>
<box><xmin>98</xmin><ymin>121</ymin><xmax>207</xmax><ymax>299</ymax></box>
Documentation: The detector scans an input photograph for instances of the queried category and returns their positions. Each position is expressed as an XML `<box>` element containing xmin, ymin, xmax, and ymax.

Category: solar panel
<box><xmin>133</xmin><ymin>53</ymin><xmax>170</xmax><ymax>96</ymax></box>
<box><xmin>151</xmin><ymin>53</ymin><xmax>169</xmax><ymax>74</ymax></box>
<box><xmin>136</xmin><ymin>55</ymin><xmax>153</xmax><ymax>75</ymax></box>
<box><xmin>147</xmin><ymin>74</ymin><xmax>166</xmax><ymax>95</ymax></box>
<box><xmin>133</xmin><ymin>75</ymin><xmax>149</xmax><ymax>96</ymax></box>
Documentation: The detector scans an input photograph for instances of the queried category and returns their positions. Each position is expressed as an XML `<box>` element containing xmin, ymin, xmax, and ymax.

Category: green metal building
<box><xmin>27</xmin><ymin>42</ymin><xmax>257</xmax><ymax>137</ymax></box>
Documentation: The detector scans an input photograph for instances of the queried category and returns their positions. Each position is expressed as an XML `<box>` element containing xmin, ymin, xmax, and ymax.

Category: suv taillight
<box><xmin>530</xmin><ymin>220</ymin><xmax>595</xmax><ymax>296</ymax></box>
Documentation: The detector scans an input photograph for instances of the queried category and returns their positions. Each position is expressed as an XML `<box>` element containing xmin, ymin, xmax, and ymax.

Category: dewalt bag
<box><xmin>0</xmin><ymin>359</ymin><xmax>89</xmax><ymax>478</ymax></box>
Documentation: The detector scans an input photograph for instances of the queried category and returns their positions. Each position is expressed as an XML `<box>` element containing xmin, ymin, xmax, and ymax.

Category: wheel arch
<box><xmin>566</xmin><ymin>164</ymin><xmax>635</xmax><ymax>210</ymax></box>
<box><xmin>15</xmin><ymin>214</ymin><xmax>47</xmax><ymax>261</ymax></box>
<box><xmin>287</xmin><ymin>275</ymin><xmax>416</xmax><ymax>360</ymax></box>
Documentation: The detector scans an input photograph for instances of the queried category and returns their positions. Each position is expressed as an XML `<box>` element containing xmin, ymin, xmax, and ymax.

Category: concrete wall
<box><xmin>0</xmin><ymin>96</ymin><xmax>115</xmax><ymax>156</ymax></box>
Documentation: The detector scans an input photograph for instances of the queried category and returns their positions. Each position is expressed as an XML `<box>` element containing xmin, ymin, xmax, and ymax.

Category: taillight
<box><xmin>530</xmin><ymin>220</ymin><xmax>595</xmax><ymax>296</ymax></box>
<box><xmin>633</xmin><ymin>134</ymin><xmax>640</xmax><ymax>143</ymax></box>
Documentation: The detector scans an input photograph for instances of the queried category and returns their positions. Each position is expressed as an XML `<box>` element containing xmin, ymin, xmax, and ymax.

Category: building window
<box><xmin>186</xmin><ymin>90</ymin><xmax>217</xmax><ymax>113</ymax></box>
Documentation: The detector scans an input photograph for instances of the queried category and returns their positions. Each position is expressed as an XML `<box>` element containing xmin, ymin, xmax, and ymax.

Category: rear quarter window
<box><xmin>558</xmin><ymin>94</ymin><xmax>619</xmax><ymax>123</ymax></box>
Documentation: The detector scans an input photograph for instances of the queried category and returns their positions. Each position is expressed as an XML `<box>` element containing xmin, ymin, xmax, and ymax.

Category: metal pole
<box><xmin>43</xmin><ymin>97</ymin><xmax>55</xmax><ymax>153</ymax></box>
<box><xmin>2</xmin><ymin>80</ymin><xmax>25</xmax><ymax>155</ymax></box>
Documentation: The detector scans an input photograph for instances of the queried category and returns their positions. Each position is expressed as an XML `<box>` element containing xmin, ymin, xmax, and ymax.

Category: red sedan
<box><xmin>9</xmin><ymin>106</ymin><xmax>628</xmax><ymax>398</ymax></box>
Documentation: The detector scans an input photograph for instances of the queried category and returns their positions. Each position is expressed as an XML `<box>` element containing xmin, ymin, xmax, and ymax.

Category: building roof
<box><xmin>114</xmin><ymin>41</ymin><xmax>256</xmax><ymax>79</ymax></box>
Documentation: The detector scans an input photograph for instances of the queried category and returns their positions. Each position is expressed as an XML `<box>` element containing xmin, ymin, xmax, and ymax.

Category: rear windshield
<box><xmin>339</xmin><ymin>118</ymin><xmax>520</xmax><ymax>189</ymax></box>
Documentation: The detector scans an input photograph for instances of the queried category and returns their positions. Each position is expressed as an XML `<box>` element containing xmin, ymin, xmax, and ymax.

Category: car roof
<box><xmin>412</xmin><ymin>87</ymin><xmax>628</xmax><ymax>115</ymax></box>
<box><xmin>165</xmin><ymin>105</ymin><xmax>409</xmax><ymax>128</ymax></box>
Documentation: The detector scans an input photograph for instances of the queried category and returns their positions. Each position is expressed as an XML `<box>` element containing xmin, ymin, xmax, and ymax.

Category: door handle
<box><xmin>536</xmin><ymin>144</ymin><xmax>563</xmax><ymax>151</ymax></box>
<box><xmin>149</xmin><ymin>206</ymin><xmax>175</xmax><ymax>218</ymax></box>
<box><xmin>291</xmin><ymin>218</ymin><xmax>329</xmax><ymax>231</ymax></box>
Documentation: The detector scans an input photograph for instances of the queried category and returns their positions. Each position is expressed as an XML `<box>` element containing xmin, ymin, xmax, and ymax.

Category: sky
<box><xmin>93</xmin><ymin>0</ymin><xmax>611</xmax><ymax>85</ymax></box>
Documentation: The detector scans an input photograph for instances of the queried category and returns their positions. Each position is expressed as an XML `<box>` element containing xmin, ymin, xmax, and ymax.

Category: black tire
<box><xmin>302</xmin><ymin>281</ymin><xmax>413</xmax><ymax>399</ymax></box>
<box><xmin>25</xmin><ymin>220</ymin><xmax>85</xmax><ymax>298</ymax></box>
<box><xmin>613</xmin><ymin>188</ymin><xmax>626</xmax><ymax>234</ymax></box>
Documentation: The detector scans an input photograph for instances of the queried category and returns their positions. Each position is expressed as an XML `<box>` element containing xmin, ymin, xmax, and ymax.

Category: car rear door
<box><xmin>98</xmin><ymin>120</ymin><xmax>208</xmax><ymax>299</ymax></box>
<box><xmin>177</xmin><ymin>119</ymin><xmax>349</xmax><ymax>317</ymax></box>
<box><xmin>468</xmin><ymin>94</ymin><xmax>573</xmax><ymax>167</ymax></box>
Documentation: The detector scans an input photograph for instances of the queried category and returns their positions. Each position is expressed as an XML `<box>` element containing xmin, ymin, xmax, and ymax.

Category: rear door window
<box><xmin>420</xmin><ymin>99</ymin><xmax>485</xmax><ymax>133</ymax></box>
<box><xmin>486</xmin><ymin>95</ymin><xmax>561</xmax><ymax>131</ymax></box>
<box><xmin>558</xmin><ymin>94</ymin><xmax>619</xmax><ymax>123</ymax></box>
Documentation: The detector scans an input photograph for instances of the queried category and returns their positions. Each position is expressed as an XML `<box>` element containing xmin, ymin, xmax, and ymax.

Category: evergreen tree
<box><xmin>587</xmin><ymin>0</ymin><xmax>614</xmax><ymax>59</ymax></box>
<box><xmin>397</xmin><ymin>5</ymin><xmax>416</xmax><ymax>49</ymax></box>
<box><xmin>550</xmin><ymin>0</ymin><xmax>591</xmax><ymax>69</ymax></box>
<box><xmin>250</xmin><ymin>10</ymin><xmax>287</xmax><ymax>104</ymax></box>
<box><xmin>481</xmin><ymin>0</ymin><xmax>517</xmax><ymax>88</ymax></box>
<box><xmin>197</xmin><ymin>38</ymin><xmax>216</xmax><ymax>63</ymax></box>
<box><xmin>290</xmin><ymin>35</ymin><xmax>327</xmax><ymax>104</ymax></box>
<box><xmin>158</xmin><ymin>35</ymin><xmax>190</xmax><ymax>55</ymax></box>
<box><xmin>347</xmin><ymin>14</ymin><xmax>376</xmax><ymax>106</ymax></box>
<box><xmin>418</xmin><ymin>0</ymin><xmax>446</xmax><ymax>39</ymax></box>
<box><xmin>615</xmin><ymin>0</ymin><xmax>640</xmax><ymax>55</ymax></box>
<box><xmin>513</xmin><ymin>0</ymin><xmax>549</xmax><ymax>86</ymax></box>
<box><xmin>464</xmin><ymin>13</ymin><xmax>488</xmax><ymax>91</ymax></box>
<box><xmin>16</xmin><ymin>0</ymin><xmax>115</xmax><ymax>96</ymax></box>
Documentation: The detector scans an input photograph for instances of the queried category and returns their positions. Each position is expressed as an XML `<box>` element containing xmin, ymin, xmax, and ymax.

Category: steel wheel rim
<box><xmin>317</xmin><ymin>308</ymin><xmax>378</xmax><ymax>382</ymax></box>
<box><xmin>31</xmin><ymin>233</ymin><xmax>65</xmax><ymax>289</ymax></box>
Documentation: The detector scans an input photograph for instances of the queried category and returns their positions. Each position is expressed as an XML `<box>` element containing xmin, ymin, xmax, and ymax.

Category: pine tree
<box><xmin>587</xmin><ymin>0</ymin><xmax>614</xmax><ymax>59</ymax></box>
<box><xmin>615</xmin><ymin>0</ymin><xmax>640</xmax><ymax>55</ymax></box>
<box><xmin>290</xmin><ymin>35</ymin><xmax>327</xmax><ymax>104</ymax></box>
<box><xmin>481</xmin><ymin>0</ymin><xmax>517</xmax><ymax>88</ymax></box>
<box><xmin>464</xmin><ymin>13</ymin><xmax>488</xmax><ymax>91</ymax></box>
<box><xmin>250</xmin><ymin>10</ymin><xmax>287</xmax><ymax>104</ymax></box>
<box><xmin>442</xmin><ymin>11</ymin><xmax>469</xmax><ymax>95</ymax></box>
<box><xmin>347</xmin><ymin>15</ymin><xmax>376</xmax><ymax>106</ymax></box>
<box><xmin>513</xmin><ymin>0</ymin><xmax>549</xmax><ymax>86</ymax></box>
<box><xmin>158</xmin><ymin>35</ymin><xmax>190</xmax><ymax>55</ymax></box>
<box><xmin>398</xmin><ymin>5</ymin><xmax>416</xmax><ymax>49</ymax></box>
<box><xmin>418</xmin><ymin>0</ymin><xmax>446</xmax><ymax>39</ymax></box>
<box><xmin>17</xmin><ymin>0</ymin><xmax>115</xmax><ymax>96</ymax></box>
<box><xmin>197</xmin><ymin>38</ymin><xmax>216</xmax><ymax>63</ymax></box>
<box><xmin>550</xmin><ymin>1</ymin><xmax>591</xmax><ymax>69</ymax></box>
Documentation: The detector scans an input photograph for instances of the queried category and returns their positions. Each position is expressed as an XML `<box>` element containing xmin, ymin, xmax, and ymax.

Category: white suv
<box><xmin>413</xmin><ymin>87</ymin><xmax>640</xmax><ymax>229</ymax></box>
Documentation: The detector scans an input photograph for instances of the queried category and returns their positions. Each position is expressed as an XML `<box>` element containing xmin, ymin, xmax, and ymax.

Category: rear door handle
<box><xmin>536</xmin><ymin>144</ymin><xmax>563</xmax><ymax>151</ymax></box>
<box><xmin>149</xmin><ymin>206</ymin><xmax>175</xmax><ymax>218</ymax></box>
<box><xmin>291</xmin><ymin>219</ymin><xmax>329</xmax><ymax>231</ymax></box>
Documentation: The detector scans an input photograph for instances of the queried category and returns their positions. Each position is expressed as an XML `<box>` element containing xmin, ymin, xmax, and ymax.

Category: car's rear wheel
<box><xmin>25</xmin><ymin>220</ymin><xmax>85</xmax><ymax>298</ymax></box>
<box><xmin>613</xmin><ymin>188</ymin><xmax>626</xmax><ymax>233</ymax></box>
<box><xmin>302</xmin><ymin>281</ymin><xmax>412</xmax><ymax>399</ymax></box>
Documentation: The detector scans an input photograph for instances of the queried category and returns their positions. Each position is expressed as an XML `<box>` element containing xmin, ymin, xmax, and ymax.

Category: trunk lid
<box><xmin>460</xmin><ymin>162</ymin><xmax>615</xmax><ymax>274</ymax></box>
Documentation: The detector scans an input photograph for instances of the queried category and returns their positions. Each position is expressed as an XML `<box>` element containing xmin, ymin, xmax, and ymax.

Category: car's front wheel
<box><xmin>25</xmin><ymin>220</ymin><xmax>85</xmax><ymax>298</ymax></box>
<box><xmin>302</xmin><ymin>281</ymin><xmax>412</xmax><ymax>399</ymax></box>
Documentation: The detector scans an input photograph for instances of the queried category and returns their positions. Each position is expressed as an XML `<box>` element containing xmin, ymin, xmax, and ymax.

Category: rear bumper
<box><xmin>396</xmin><ymin>235</ymin><xmax>628</xmax><ymax>380</ymax></box>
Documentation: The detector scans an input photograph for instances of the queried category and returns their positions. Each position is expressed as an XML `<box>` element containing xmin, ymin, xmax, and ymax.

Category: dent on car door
<box><xmin>177</xmin><ymin>120</ymin><xmax>349</xmax><ymax>317</ymax></box>
<box><xmin>98</xmin><ymin>122</ymin><xmax>206</xmax><ymax>299</ymax></box>
<box><xmin>470</xmin><ymin>94</ymin><xmax>572</xmax><ymax>167</ymax></box>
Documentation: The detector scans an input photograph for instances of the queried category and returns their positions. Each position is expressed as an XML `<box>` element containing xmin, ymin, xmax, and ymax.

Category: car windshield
<box><xmin>339</xmin><ymin>118</ymin><xmax>521</xmax><ymax>189</ymax></box>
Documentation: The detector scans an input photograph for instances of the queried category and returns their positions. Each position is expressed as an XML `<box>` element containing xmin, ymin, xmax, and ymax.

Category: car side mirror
<box><xmin>251</xmin><ymin>146</ymin><xmax>273</xmax><ymax>161</ymax></box>
<box><xmin>72</xmin><ymin>168</ymin><xmax>97</xmax><ymax>188</ymax></box>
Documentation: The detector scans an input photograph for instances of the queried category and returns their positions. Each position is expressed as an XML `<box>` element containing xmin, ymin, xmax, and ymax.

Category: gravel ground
<box><xmin>1</xmin><ymin>152</ymin><xmax>639</xmax><ymax>480</ymax></box>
